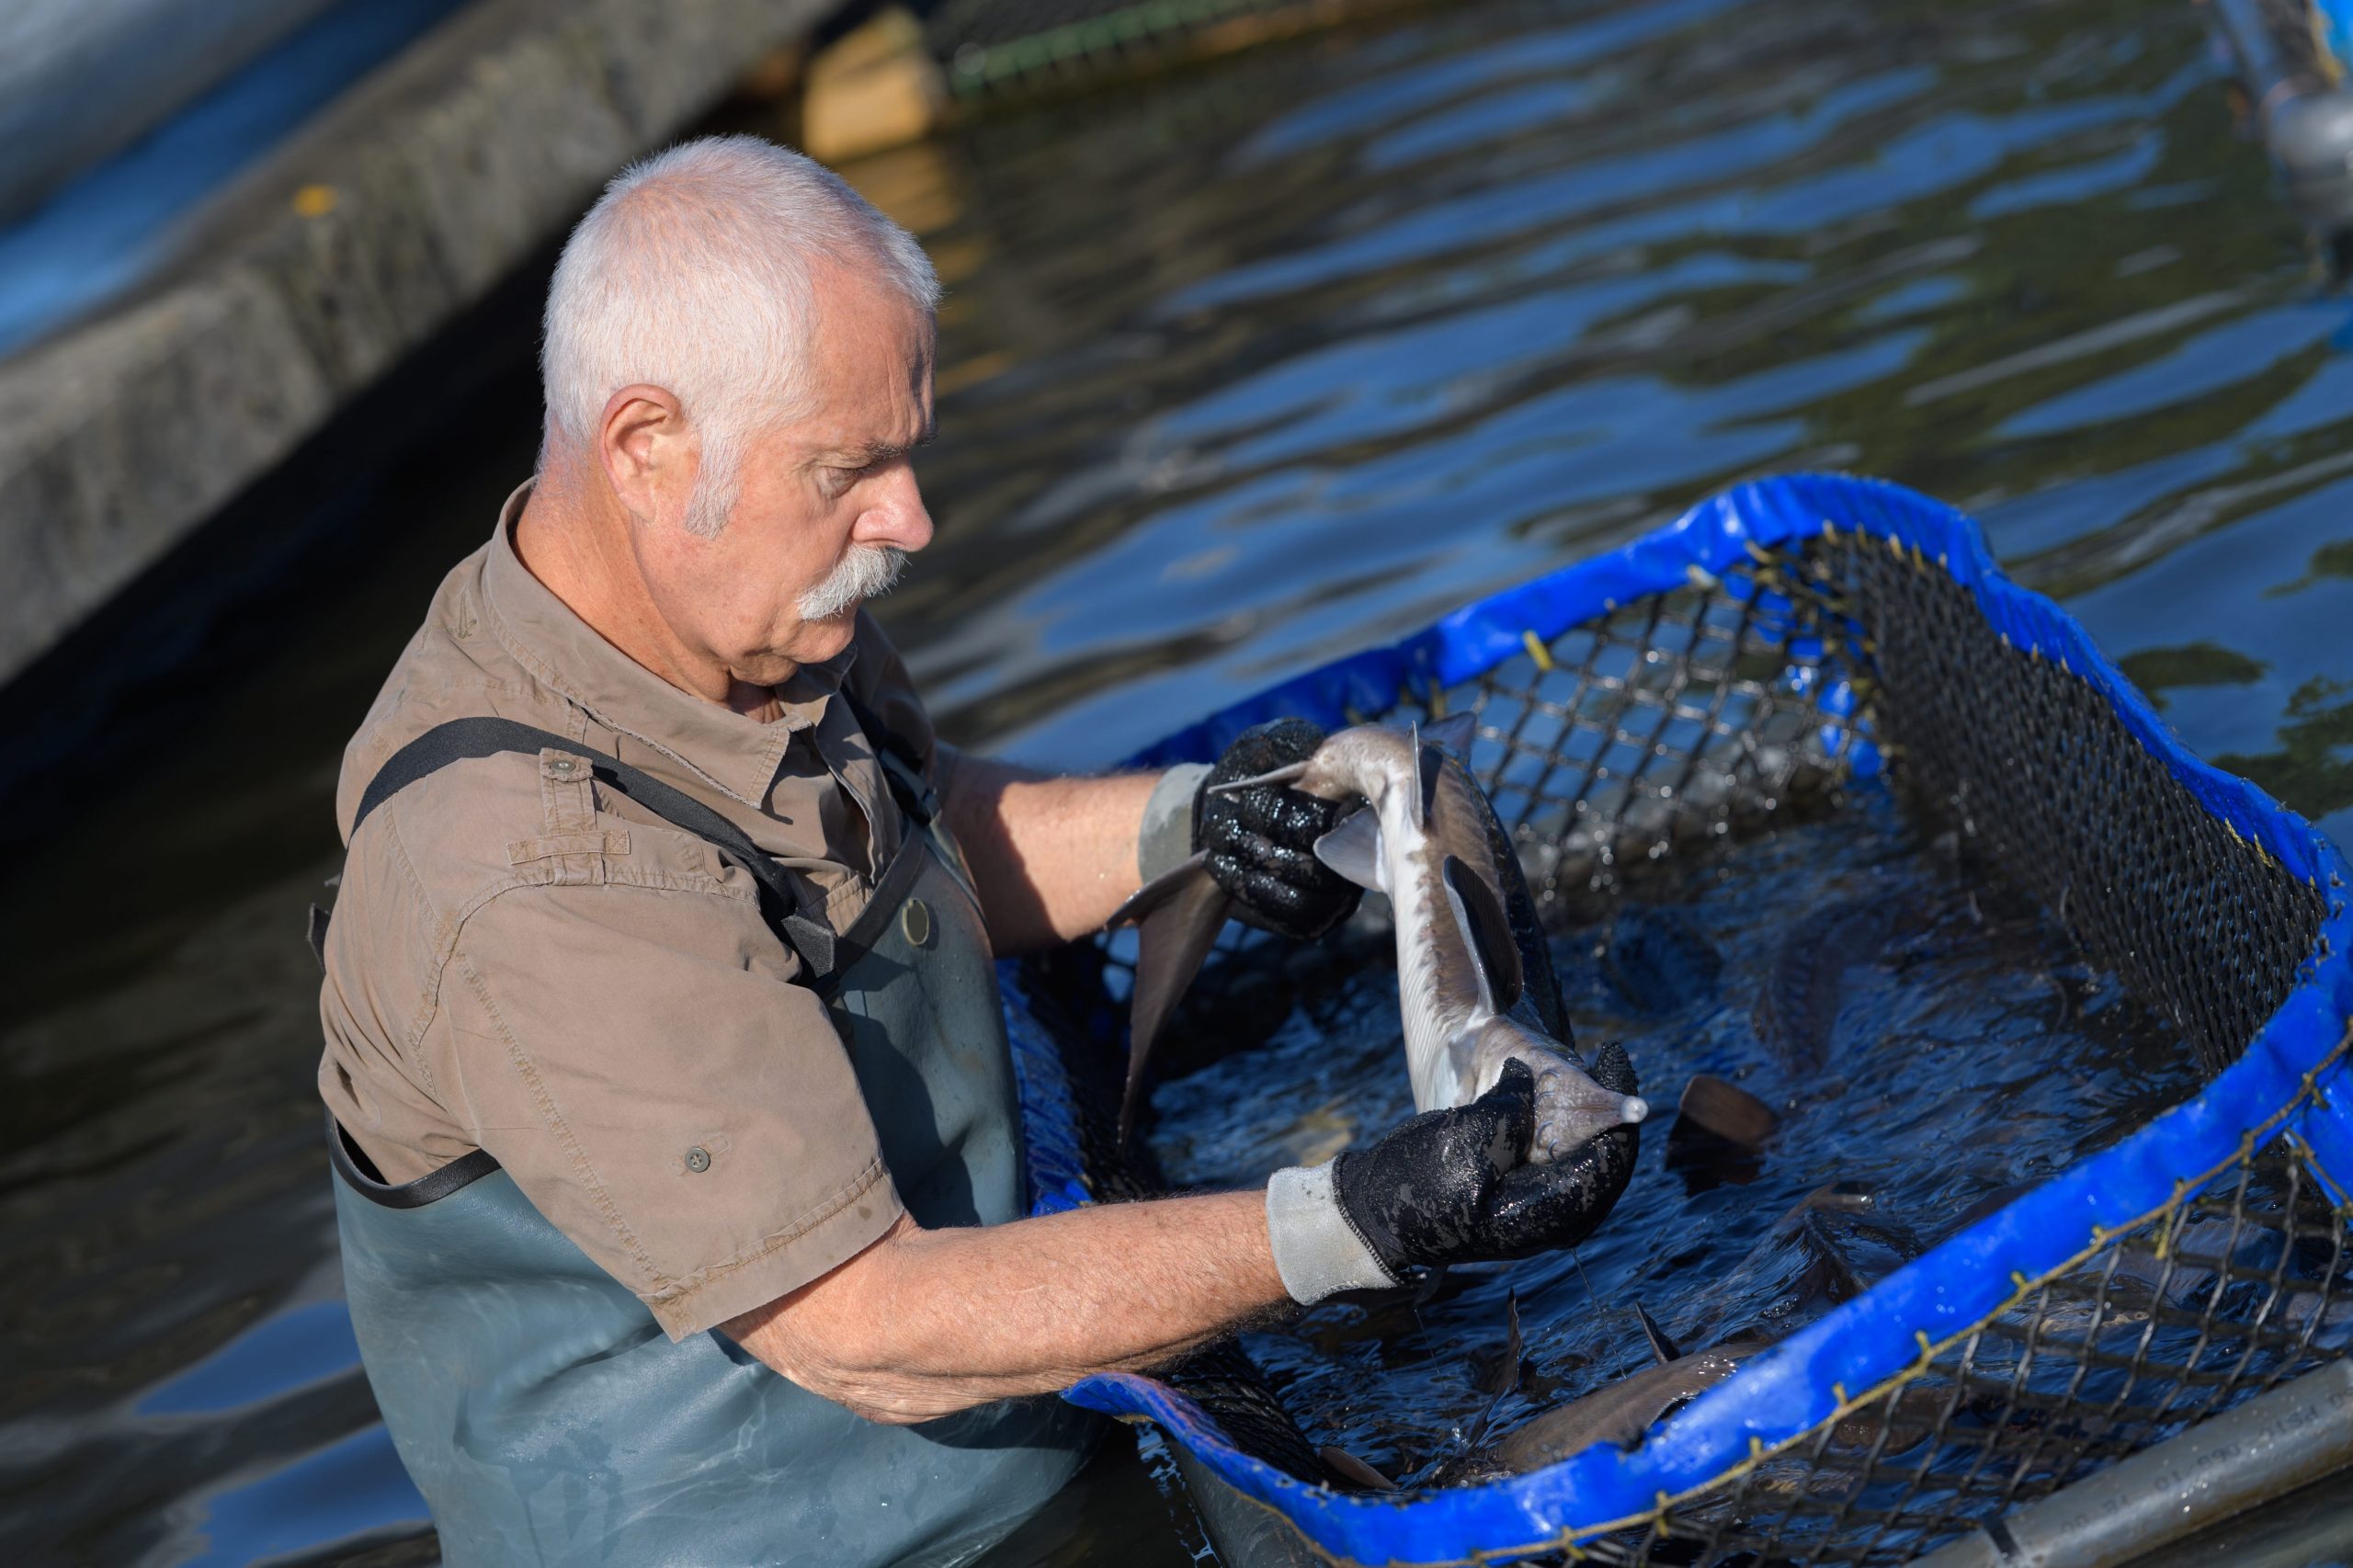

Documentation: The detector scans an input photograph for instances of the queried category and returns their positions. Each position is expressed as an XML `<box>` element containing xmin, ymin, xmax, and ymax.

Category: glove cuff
<box><xmin>1137</xmin><ymin>762</ymin><xmax>1214</xmax><ymax>883</ymax></box>
<box><xmin>1265</xmin><ymin>1162</ymin><xmax>1398</xmax><ymax>1304</ymax></box>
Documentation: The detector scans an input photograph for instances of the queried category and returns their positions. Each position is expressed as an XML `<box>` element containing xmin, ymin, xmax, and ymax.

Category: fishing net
<box><xmin>999</xmin><ymin>472</ymin><xmax>2353</xmax><ymax>1565</ymax></box>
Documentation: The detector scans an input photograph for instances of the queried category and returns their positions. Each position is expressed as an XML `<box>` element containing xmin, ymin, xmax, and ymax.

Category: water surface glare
<box><xmin>4</xmin><ymin>0</ymin><xmax>2352</xmax><ymax>1561</ymax></box>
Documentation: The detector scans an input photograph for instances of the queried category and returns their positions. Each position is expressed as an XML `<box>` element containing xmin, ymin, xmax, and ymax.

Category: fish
<box><xmin>1752</xmin><ymin>893</ymin><xmax>1922</xmax><ymax>1073</ymax></box>
<box><xmin>1455</xmin><ymin>1214</ymin><xmax>1938</xmax><ymax>1484</ymax></box>
<box><xmin>1110</xmin><ymin>712</ymin><xmax>1647</xmax><ymax>1165</ymax></box>
<box><xmin>1484</xmin><ymin>1332</ymin><xmax>1768</xmax><ymax>1471</ymax></box>
<box><xmin>1471</xmin><ymin>1325</ymin><xmax>1955</xmax><ymax>1476</ymax></box>
<box><xmin>1602</xmin><ymin>904</ymin><xmax>1722</xmax><ymax>1015</ymax></box>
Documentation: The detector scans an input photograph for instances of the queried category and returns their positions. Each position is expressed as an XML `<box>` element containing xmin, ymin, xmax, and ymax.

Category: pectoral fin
<box><xmin>1313</xmin><ymin>808</ymin><xmax>1385</xmax><ymax>891</ymax></box>
<box><xmin>1108</xmin><ymin>853</ymin><xmax>1233</xmax><ymax>1144</ymax></box>
<box><xmin>1441</xmin><ymin>855</ymin><xmax>1525</xmax><ymax>1017</ymax></box>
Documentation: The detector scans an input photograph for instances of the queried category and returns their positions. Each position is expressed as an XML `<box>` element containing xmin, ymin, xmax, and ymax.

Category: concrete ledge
<box><xmin>0</xmin><ymin>0</ymin><xmax>833</xmax><ymax>687</ymax></box>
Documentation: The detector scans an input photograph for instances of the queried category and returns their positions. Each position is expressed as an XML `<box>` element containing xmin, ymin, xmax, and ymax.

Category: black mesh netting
<box><xmin>1833</xmin><ymin>530</ymin><xmax>2328</xmax><ymax>1077</ymax></box>
<box><xmin>1018</xmin><ymin>536</ymin><xmax>2350</xmax><ymax>1564</ymax></box>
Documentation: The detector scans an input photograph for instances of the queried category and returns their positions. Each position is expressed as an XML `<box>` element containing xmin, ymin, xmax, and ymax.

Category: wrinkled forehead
<box><xmin>779</xmin><ymin>272</ymin><xmax>937</xmax><ymax>453</ymax></box>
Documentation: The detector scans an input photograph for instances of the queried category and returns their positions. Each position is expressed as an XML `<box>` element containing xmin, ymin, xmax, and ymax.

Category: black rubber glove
<box><xmin>1265</xmin><ymin>1061</ymin><xmax>1596</xmax><ymax>1301</ymax></box>
<box><xmin>1198</xmin><ymin>718</ymin><xmax>1362</xmax><ymax>941</ymax></box>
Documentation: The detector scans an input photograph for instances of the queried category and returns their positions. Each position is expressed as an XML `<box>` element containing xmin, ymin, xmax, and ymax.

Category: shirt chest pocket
<box><xmin>506</xmin><ymin>823</ymin><xmax>762</xmax><ymax>903</ymax></box>
<box><xmin>604</xmin><ymin>817</ymin><xmax>767</xmax><ymax>905</ymax></box>
<box><xmin>507</xmin><ymin>830</ymin><xmax>631</xmax><ymax>886</ymax></box>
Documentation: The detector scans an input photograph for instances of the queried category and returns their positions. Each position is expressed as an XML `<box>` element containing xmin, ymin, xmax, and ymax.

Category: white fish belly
<box><xmin>1383</xmin><ymin>804</ymin><xmax>1476</xmax><ymax>1112</ymax></box>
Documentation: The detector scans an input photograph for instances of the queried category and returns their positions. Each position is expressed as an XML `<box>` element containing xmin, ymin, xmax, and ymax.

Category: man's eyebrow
<box><xmin>828</xmin><ymin>425</ymin><xmax>938</xmax><ymax>466</ymax></box>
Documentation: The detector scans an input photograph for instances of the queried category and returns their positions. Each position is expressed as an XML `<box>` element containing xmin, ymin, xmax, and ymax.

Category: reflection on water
<box><xmin>5</xmin><ymin>0</ymin><xmax>2351</xmax><ymax>1561</ymax></box>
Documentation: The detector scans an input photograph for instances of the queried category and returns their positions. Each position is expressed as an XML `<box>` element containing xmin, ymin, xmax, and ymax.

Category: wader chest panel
<box><xmin>327</xmin><ymin>713</ymin><xmax>1096</xmax><ymax>1568</ymax></box>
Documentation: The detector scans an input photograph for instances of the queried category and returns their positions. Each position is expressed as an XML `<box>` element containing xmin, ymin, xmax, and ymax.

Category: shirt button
<box><xmin>901</xmin><ymin>897</ymin><xmax>932</xmax><ymax>948</ymax></box>
<box><xmin>684</xmin><ymin>1146</ymin><xmax>711</xmax><ymax>1174</ymax></box>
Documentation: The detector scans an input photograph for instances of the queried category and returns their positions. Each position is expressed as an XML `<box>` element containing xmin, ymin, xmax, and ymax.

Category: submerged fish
<box><xmin>1467</xmin><ymin>1326</ymin><xmax>1954</xmax><ymax>1477</ymax></box>
<box><xmin>1753</xmin><ymin>894</ymin><xmax>1920</xmax><ymax>1073</ymax></box>
<box><xmin>1603</xmin><ymin>904</ymin><xmax>1722</xmax><ymax>1015</ymax></box>
<box><xmin>1113</xmin><ymin>713</ymin><xmax>1647</xmax><ymax>1164</ymax></box>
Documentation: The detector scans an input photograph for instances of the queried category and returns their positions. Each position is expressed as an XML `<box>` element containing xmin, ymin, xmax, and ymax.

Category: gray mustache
<box><xmin>798</xmin><ymin>545</ymin><xmax>908</xmax><ymax>620</ymax></box>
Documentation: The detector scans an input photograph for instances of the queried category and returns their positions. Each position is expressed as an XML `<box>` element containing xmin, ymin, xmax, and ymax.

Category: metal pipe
<box><xmin>2210</xmin><ymin>0</ymin><xmax>2353</xmax><ymax>260</ymax></box>
<box><xmin>1913</xmin><ymin>1358</ymin><xmax>2353</xmax><ymax>1568</ymax></box>
<box><xmin>2211</xmin><ymin>0</ymin><xmax>2334</xmax><ymax>127</ymax></box>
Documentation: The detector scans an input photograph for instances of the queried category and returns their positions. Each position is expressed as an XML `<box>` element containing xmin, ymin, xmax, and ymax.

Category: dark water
<box><xmin>1148</xmin><ymin>787</ymin><xmax>2196</xmax><ymax>1486</ymax></box>
<box><xmin>6</xmin><ymin>0</ymin><xmax>2353</xmax><ymax>1560</ymax></box>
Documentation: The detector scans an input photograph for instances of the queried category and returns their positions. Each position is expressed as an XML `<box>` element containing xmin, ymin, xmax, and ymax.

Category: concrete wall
<box><xmin>0</xmin><ymin>0</ymin><xmax>831</xmax><ymax>689</ymax></box>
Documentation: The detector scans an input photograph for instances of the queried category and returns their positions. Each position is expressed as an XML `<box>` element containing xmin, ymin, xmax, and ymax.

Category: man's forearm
<box><xmin>723</xmin><ymin>1189</ymin><xmax>1287</xmax><ymax>1424</ymax></box>
<box><xmin>938</xmin><ymin>746</ymin><xmax>1161</xmax><ymax>951</ymax></box>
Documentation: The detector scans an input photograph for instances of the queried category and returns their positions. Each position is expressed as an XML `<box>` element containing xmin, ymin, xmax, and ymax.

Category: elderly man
<box><xmin>318</xmin><ymin>136</ymin><xmax>1574</xmax><ymax>1567</ymax></box>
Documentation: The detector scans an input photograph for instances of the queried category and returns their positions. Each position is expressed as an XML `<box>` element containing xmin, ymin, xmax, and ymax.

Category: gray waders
<box><xmin>319</xmin><ymin>707</ymin><xmax>1100</xmax><ymax>1567</ymax></box>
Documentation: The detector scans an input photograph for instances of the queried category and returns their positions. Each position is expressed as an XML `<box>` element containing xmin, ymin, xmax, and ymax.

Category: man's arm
<box><xmin>724</xmin><ymin>1062</ymin><xmax>1566</xmax><ymax>1426</ymax></box>
<box><xmin>938</xmin><ymin>722</ymin><xmax>1368</xmax><ymax>958</ymax></box>
<box><xmin>938</xmin><ymin>746</ymin><xmax>1158</xmax><ymax>952</ymax></box>
<box><xmin>723</xmin><ymin>1191</ymin><xmax>1283</xmax><ymax>1425</ymax></box>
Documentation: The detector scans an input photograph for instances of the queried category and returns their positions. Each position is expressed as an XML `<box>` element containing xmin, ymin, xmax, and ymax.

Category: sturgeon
<box><xmin>1110</xmin><ymin>712</ymin><xmax>1646</xmax><ymax>1162</ymax></box>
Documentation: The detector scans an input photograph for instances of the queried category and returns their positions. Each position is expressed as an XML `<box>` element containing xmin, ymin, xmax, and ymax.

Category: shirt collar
<box><xmin>478</xmin><ymin>481</ymin><xmax>859</xmax><ymax>808</ymax></box>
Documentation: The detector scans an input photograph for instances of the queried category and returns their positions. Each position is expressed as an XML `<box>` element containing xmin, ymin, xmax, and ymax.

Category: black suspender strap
<box><xmin>350</xmin><ymin>716</ymin><xmax>838</xmax><ymax>978</ymax></box>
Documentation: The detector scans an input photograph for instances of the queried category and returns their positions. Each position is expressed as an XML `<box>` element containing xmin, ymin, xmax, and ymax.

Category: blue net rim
<box><xmin>1004</xmin><ymin>472</ymin><xmax>2353</xmax><ymax>1562</ymax></box>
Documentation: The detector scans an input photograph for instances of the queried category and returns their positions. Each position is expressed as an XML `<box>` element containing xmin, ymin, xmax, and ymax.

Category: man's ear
<box><xmin>598</xmin><ymin>384</ymin><xmax>689</xmax><ymax>525</ymax></box>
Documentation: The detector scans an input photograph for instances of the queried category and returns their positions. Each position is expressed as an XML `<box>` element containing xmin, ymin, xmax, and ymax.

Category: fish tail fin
<box><xmin>1108</xmin><ymin>852</ymin><xmax>1233</xmax><ymax>1144</ymax></box>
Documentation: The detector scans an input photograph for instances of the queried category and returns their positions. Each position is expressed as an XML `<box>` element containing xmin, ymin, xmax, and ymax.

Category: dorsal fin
<box><xmin>1418</xmin><ymin>744</ymin><xmax>1447</xmax><ymax>826</ymax></box>
<box><xmin>1441</xmin><ymin>854</ymin><xmax>1524</xmax><ymax>1016</ymax></box>
<box><xmin>1634</xmin><ymin>1301</ymin><xmax>1683</xmax><ymax>1365</ymax></box>
<box><xmin>1409</xmin><ymin>721</ymin><xmax>1429</xmax><ymax>826</ymax></box>
<box><xmin>1465</xmin><ymin>1290</ymin><xmax>1523</xmax><ymax>1448</ymax></box>
<box><xmin>1422</xmin><ymin>710</ymin><xmax>1477</xmax><ymax>756</ymax></box>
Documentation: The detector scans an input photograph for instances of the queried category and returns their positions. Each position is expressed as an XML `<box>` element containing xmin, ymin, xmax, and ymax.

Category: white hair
<box><xmin>540</xmin><ymin>135</ymin><xmax>940</xmax><ymax>536</ymax></box>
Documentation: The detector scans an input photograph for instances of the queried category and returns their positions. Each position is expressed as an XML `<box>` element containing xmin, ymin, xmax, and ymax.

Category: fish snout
<box><xmin>1527</xmin><ymin>1055</ymin><xmax>1647</xmax><ymax>1163</ymax></box>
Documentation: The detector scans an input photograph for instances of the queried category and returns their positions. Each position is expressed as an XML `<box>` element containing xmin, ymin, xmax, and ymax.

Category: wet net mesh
<box><xmin>1017</xmin><ymin>532</ymin><xmax>2349</xmax><ymax>1564</ymax></box>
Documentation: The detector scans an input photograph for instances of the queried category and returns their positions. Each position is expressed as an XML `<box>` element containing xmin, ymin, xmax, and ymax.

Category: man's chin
<box><xmin>750</xmin><ymin>613</ymin><xmax>860</xmax><ymax>676</ymax></box>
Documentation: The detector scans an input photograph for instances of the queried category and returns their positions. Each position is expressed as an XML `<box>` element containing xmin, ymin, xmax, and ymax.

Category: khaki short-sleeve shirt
<box><xmin>318</xmin><ymin>483</ymin><xmax>943</xmax><ymax>1339</ymax></box>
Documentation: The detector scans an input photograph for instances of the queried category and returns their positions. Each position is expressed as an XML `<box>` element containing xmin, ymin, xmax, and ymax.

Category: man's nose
<box><xmin>859</xmin><ymin>464</ymin><xmax>934</xmax><ymax>554</ymax></box>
